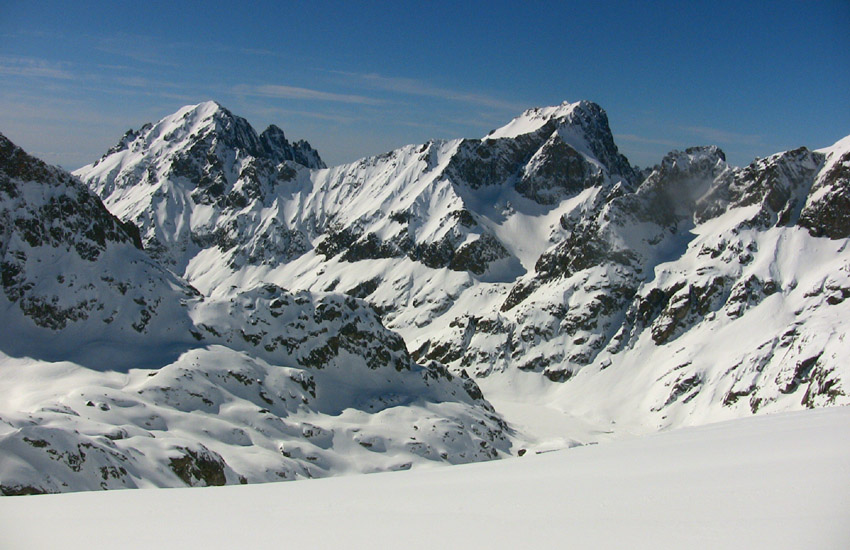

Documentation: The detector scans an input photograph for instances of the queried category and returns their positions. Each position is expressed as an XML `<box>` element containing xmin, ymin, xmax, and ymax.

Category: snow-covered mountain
<box><xmin>1</xmin><ymin>97</ymin><xmax>848</xmax><ymax>495</ymax></box>
<box><xmin>0</xmin><ymin>132</ymin><xmax>509</xmax><ymax>495</ymax></box>
<box><xmin>75</xmin><ymin>100</ymin><xmax>850</xmax><ymax>422</ymax></box>
<box><xmin>78</xmin><ymin>101</ymin><xmax>324</xmax><ymax>270</ymax></box>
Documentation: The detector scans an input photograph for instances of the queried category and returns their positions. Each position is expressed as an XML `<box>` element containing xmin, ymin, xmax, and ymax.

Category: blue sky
<box><xmin>1</xmin><ymin>0</ymin><xmax>848</xmax><ymax>169</ymax></box>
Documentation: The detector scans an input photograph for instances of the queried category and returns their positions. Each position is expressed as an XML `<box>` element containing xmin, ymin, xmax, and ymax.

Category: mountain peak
<box><xmin>0</xmin><ymin>131</ymin><xmax>57</xmax><ymax>184</ymax></box>
<box><xmin>485</xmin><ymin>100</ymin><xmax>602</xmax><ymax>140</ymax></box>
<box><xmin>167</xmin><ymin>100</ymin><xmax>240</xmax><ymax>135</ymax></box>
<box><xmin>169</xmin><ymin>100</ymin><xmax>255</xmax><ymax>146</ymax></box>
<box><xmin>182</xmin><ymin>99</ymin><xmax>225</xmax><ymax>113</ymax></box>
<box><xmin>481</xmin><ymin>100</ymin><xmax>636</xmax><ymax>185</ymax></box>
<box><xmin>79</xmin><ymin>101</ymin><xmax>325</xmax><ymax>181</ymax></box>
<box><xmin>259</xmin><ymin>123</ymin><xmax>325</xmax><ymax>169</ymax></box>
<box><xmin>260</xmin><ymin>124</ymin><xmax>286</xmax><ymax>140</ymax></box>
<box><xmin>177</xmin><ymin>100</ymin><xmax>232</xmax><ymax>121</ymax></box>
<box><xmin>162</xmin><ymin>102</ymin><xmax>325</xmax><ymax>168</ymax></box>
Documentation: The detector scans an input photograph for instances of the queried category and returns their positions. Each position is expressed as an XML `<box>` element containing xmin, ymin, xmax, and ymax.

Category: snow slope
<box><xmin>2</xmin><ymin>407</ymin><xmax>848</xmax><ymax>549</ymax></box>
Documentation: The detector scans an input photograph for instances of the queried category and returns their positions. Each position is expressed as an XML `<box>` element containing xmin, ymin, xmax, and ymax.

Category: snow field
<box><xmin>2</xmin><ymin>406</ymin><xmax>847</xmax><ymax>549</ymax></box>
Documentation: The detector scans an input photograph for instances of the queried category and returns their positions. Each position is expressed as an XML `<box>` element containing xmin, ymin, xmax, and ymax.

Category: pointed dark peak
<box><xmin>290</xmin><ymin>140</ymin><xmax>326</xmax><ymax>170</ymax></box>
<box><xmin>260</xmin><ymin>124</ymin><xmax>286</xmax><ymax>142</ymax></box>
<box><xmin>259</xmin><ymin>124</ymin><xmax>289</xmax><ymax>159</ymax></box>
<box><xmin>563</xmin><ymin>101</ymin><xmax>637</xmax><ymax>184</ymax></box>
<box><xmin>259</xmin><ymin>124</ymin><xmax>326</xmax><ymax>169</ymax></box>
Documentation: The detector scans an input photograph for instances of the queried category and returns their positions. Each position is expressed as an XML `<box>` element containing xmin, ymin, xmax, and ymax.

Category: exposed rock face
<box><xmin>0</xmin><ymin>131</ymin><xmax>195</xmax><ymax>340</ymax></box>
<box><xmin>417</xmin><ymin>136</ymin><xmax>849</xmax><ymax>419</ymax></box>
<box><xmin>259</xmin><ymin>124</ymin><xmax>325</xmax><ymax>170</ymax></box>
<box><xmin>696</xmin><ymin>147</ymin><xmax>823</xmax><ymax>229</ymax></box>
<box><xmin>193</xmin><ymin>284</ymin><xmax>416</xmax><ymax>373</ymax></box>
<box><xmin>484</xmin><ymin>100</ymin><xmax>636</xmax><ymax>181</ymax></box>
<box><xmin>448</xmin><ymin>100</ymin><xmax>635</xmax><ymax>204</ymax></box>
<box><xmin>799</xmin><ymin>146</ymin><xmax>850</xmax><ymax>238</ymax></box>
<box><xmin>168</xmin><ymin>446</ymin><xmax>228</xmax><ymax>487</ymax></box>
<box><xmin>516</xmin><ymin>134</ymin><xmax>604</xmax><ymax>204</ymax></box>
<box><xmin>0</xmin><ymin>133</ymin><xmax>141</xmax><ymax>259</ymax></box>
<box><xmin>76</xmin><ymin>100</ymin><xmax>635</xmax><ymax>284</ymax></box>
<box><xmin>73</xmin><ymin>103</ymin><xmax>850</xmax><ymax>414</ymax></box>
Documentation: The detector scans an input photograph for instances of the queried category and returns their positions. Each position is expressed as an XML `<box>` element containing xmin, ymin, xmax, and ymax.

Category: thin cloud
<box><xmin>0</xmin><ymin>55</ymin><xmax>74</xmax><ymax>80</ymax></box>
<box><xmin>615</xmin><ymin>133</ymin><xmax>679</xmax><ymax>147</ymax></box>
<box><xmin>332</xmin><ymin>71</ymin><xmax>527</xmax><ymax>111</ymax></box>
<box><xmin>0</xmin><ymin>95</ymin><xmax>136</xmax><ymax>126</ymax></box>
<box><xmin>113</xmin><ymin>76</ymin><xmax>153</xmax><ymax>88</ymax></box>
<box><xmin>246</xmin><ymin>104</ymin><xmax>362</xmax><ymax>124</ymax></box>
<box><xmin>105</xmin><ymin>75</ymin><xmax>188</xmax><ymax>91</ymax></box>
<box><xmin>88</xmin><ymin>33</ymin><xmax>184</xmax><ymax>67</ymax></box>
<box><xmin>683</xmin><ymin>126</ymin><xmax>763</xmax><ymax>146</ymax></box>
<box><xmin>95</xmin><ymin>63</ymin><xmax>136</xmax><ymax>71</ymax></box>
<box><xmin>235</xmin><ymin>84</ymin><xmax>382</xmax><ymax>105</ymax></box>
<box><xmin>239</xmin><ymin>48</ymin><xmax>286</xmax><ymax>58</ymax></box>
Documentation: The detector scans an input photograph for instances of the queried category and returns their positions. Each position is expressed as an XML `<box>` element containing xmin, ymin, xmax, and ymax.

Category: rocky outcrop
<box><xmin>0</xmin><ymin>132</ymin><xmax>195</xmax><ymax>338</ymax></box>
<box><xmin>696</xmin><ymin>147</ymin><xmax>822</xmax><ymax>229</ymax></box>
<box><xmin>449</xmin><ymin>101</ymin><xmax>635</xmax><ymax>203</ymax></box>
<box><xmin>799</xmin><ymin>148</ymin><xmax>850</xmax><ymax>238</ymax></box>
<box><xmin>259</xmin><ymin>124</ymin><xmax>325</xmax><ymax>170</ymax></box>
<box><xmin>516</xmin><ymin>133</ymin><xmax>604</xmax><ymax>204</ymax></box>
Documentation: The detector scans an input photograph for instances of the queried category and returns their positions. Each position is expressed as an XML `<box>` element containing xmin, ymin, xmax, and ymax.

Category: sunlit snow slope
<box><xmin>2</xmin><ymin>407</ymin><xmax>848</xmax><ymax>549</ymax></box>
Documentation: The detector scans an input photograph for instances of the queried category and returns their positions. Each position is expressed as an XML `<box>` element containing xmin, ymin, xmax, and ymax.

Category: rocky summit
<box><xmin>1</xmin><ymin>100</ymin><xmax>848</xmax><ymax>494</ymax></box>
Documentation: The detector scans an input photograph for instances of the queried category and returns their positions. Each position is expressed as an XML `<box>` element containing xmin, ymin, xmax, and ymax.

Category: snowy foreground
<box><xmin>2</xmin><ymin>407</ymin><xmax>848</xmax><ymax>549</ymax></box>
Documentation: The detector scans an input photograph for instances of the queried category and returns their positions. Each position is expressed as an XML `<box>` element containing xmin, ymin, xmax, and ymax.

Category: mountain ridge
<box><xmin>73</xmin><ymin>99</ymin><xmax>850</xmax><ymax>396</ymax></box>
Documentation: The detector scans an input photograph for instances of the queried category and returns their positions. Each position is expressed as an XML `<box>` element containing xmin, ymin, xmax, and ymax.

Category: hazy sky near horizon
<box><xmin>1</xmin><ymin>0</ymin><xmax>848</xmax><ymax>170</ymax></box>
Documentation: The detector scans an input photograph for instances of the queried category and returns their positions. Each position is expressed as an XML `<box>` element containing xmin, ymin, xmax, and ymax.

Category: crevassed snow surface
<box><xmin>2</xmin><ymin>407</ymin><xmax>848</xmax><ymax>549</ymax></box>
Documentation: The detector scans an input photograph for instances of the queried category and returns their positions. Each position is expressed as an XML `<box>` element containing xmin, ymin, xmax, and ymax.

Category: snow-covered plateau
<box><xmin>1</xmin><ymin>98</ymin><xmax>849</xmax><ymax>514</ymax></box>
<box><xmin>2</xmin><ymin>407</ymin><xmax>848</xmax><ymax>549</ymax></box>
